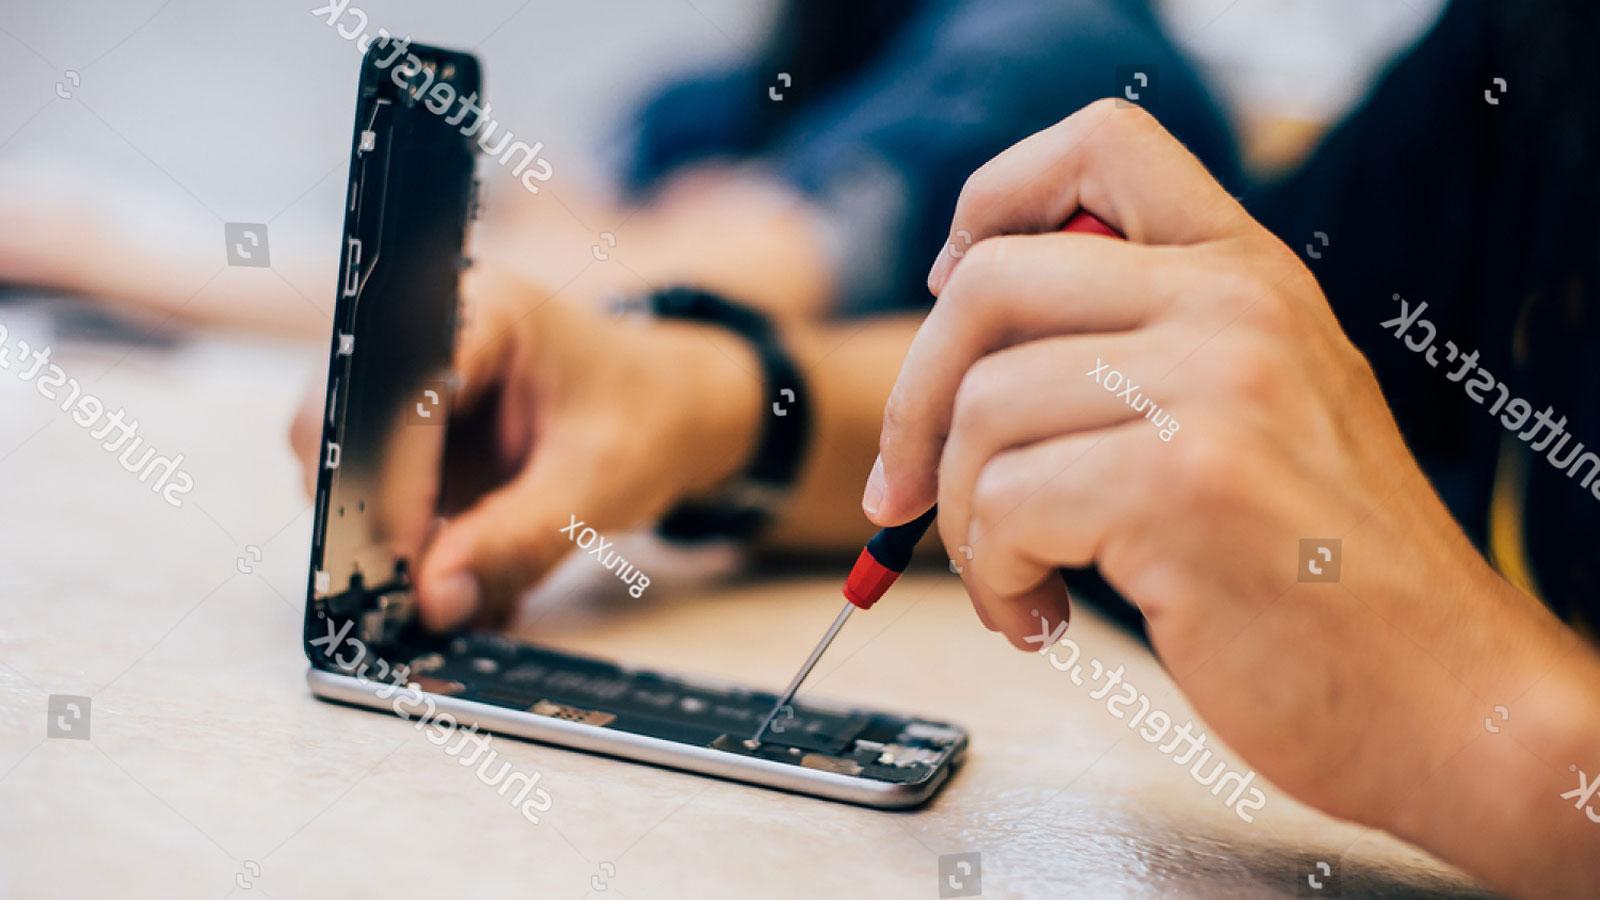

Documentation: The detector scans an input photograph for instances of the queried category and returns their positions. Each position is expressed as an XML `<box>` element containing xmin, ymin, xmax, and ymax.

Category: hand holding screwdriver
<box><xmin>752</xmin><ymin>211</ymin><xmax>1121</xmax><ymax>743</ymax></box>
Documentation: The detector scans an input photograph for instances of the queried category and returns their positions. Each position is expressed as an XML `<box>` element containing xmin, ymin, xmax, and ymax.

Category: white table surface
<box><xmin>0</xmin><ymin>318</ymin><xmax>1491</xmax><ymax>899</ymax></box>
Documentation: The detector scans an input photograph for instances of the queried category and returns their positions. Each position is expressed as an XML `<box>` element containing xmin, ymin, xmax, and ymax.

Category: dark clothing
<box><xmin>622</xmin><ymin>0</ymin><xmax>1239</xmax><ymax>314</ymax></box>
<box><xmin>1251</xmin><ymin>0</ymin><xmax>1600</xmax><ymax>632</ymax></box>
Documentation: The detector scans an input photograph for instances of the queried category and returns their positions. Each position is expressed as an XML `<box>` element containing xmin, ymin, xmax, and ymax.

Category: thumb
<box><xmin>414</xmin><ymin>447</ymin><xmax>594</xmax><ymax>630</ymax></box>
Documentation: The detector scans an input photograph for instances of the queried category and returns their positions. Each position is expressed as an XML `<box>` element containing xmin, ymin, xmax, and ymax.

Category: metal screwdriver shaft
<box><xmin>750</xmin><ymin>601</ymin><xmax>856</xmax><ymax>745</ymax></box>
<box><xmin>748</xmin><ymin>507</ymin><xmax>939</xmax><ymax>746</ymax></box>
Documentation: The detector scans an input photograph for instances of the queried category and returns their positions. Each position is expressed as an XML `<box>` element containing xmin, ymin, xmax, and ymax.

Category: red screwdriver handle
<box><xmin>1061</xmin><ymin>210</ymin><xmax>1120</xmax><ymax>238</ymax></box>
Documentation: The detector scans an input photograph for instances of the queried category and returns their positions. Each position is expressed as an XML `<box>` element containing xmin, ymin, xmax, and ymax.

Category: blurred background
<box><xmin>0</xmin><ymin>0</ymin><xmax>1456</xmax><ymax>629</ymax></box>
<box><xmin>0</xmin><ymin>0</ymin><xmax>1446</xmax><ymax>335</ymax></box>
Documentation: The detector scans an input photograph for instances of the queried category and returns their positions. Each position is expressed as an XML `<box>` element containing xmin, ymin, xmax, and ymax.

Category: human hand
<box><xmin>865</xmin><ymin>100</ymin><xmax>1599</xmax><ymax>861</ymax></box>
<box><xmin>291</xmin><ymin>267</ymin><xmax>760</xmax><ymax>629</ymax></box>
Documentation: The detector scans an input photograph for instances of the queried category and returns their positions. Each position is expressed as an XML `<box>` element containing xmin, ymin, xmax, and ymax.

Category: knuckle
<box><xmin>1112</xmin><ymin>97</ymin><xmax>1159</xmax><ymax>129</ymax></box>
<box><xmin>1240</xmin><ymin>288</ymin><xmax>1298</xmax><ymax>338</ymax></box>
<box><xmin>1342</xmin><ymin>343</ymin><xmax>1383</xmax><ymax>389</ymax></box>
<box><xmin>939</xmin><ymin>238</ymin><xmax>1018</xmax><ymax>328</ymax></box>
<box><xmin>1209</xmin><ymin>340</ymin><xmax>1285</xmax><ymax>404</ymax></box>
<box><xmin>1163</xmin><ymin>429</ymin><xmax>1239</xmax><ymax>510</ymax></box>
<box><xmin>1084</xmin><ymin>96</ymin><xmax>1125</xmax><ymax>119</ymax></box>
<box><xmin>1119</xmin><ymin>438</ymin><xmax>1171</xmax><ymax>517</ymax></box>
<box><xmin>1184</xmin><ymin>264</ymin><xmax>1299</xmax><ymax>336</ymax></box>
<box><xmin>957</xmin><ymin>160</ymin><xmax>1005</xmax><ymax>212</ymax></box>
<box><xmin>950</xmin><ymin>357</ymin><xmax>1005</xmax><ymax>436</ymax></box>
<box><xmin>1164</xmin><ymin>260</ymin><xmax>1269</xmax><ymax>324</ymax></box>
<box><xmin>943</xmin><ymin>237</ymin><xmax>1021</xmax><ymax>308</ymax></box>
<box><xmin>955</xmin><ymin>235</ymin><xmax>1010</xmax><ymax>280</ymax></box>
<box><xmin>1087</xmin><ymin>97</ymin><xmax>1159</xmax><ymax>143</ymax></box>
<box><xmin>1211</xmin><ymin>268</ymin><xmax>1274</xmax><ymax>310</ymax></box>
<box><xmin>971</xmin><ymin>451</ymin><xmax>1027</xmax><ymax>532</ymax></box>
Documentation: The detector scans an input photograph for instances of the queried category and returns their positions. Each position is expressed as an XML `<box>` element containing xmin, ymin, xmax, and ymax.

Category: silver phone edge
<box><xmin>305</xmin><ymin>668</ymin><xmax>965</xmax><ymax>809</ymax></box>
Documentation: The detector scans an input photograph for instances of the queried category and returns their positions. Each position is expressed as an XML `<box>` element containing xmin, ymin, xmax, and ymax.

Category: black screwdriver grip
<box><xmin>864</xmin><ymin>505</ymin><xmax>939</xmax><ymax>574</ymax></box>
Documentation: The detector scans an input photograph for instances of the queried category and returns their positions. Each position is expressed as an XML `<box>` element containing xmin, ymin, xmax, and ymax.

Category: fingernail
<box><xmin>927</xmin><ymin>250</ymin><xmax>951</xmax><ymax>296</ymax></box>
<box><xmin>862</xmin><ymin>455</ymin><xmax>887</xmax><ymax>518</ymax></box>
<box><xmin>425</xmin><ymin>572</ymin><xmax>480</xmax><ymax>630</ymax></box>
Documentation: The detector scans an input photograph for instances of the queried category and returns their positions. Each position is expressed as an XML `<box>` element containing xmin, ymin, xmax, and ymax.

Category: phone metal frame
<box><xmin>307</xmin><ymin>669</ymin><xmax>964</xmax><ymax>808</ymax></box>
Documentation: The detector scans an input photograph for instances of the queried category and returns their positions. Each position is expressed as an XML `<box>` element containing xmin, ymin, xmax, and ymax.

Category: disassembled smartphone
<box><xmin>303</xmin><ymin>41</ymin><xmax>968</xmax><ymax>808</ymax></box>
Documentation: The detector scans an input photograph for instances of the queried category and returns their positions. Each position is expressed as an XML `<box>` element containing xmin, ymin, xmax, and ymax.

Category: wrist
<box><xmin>634</xmin><ymin>286</ymin><xmax>812</xmax><ymax>543</ymax></box>
<box><xmin>652</xmin><ymin>319</ymin><xmax>764</xmax><ymax>495</ymax></box>
<box><xmin>1382</xmin><ymin>577</ymin><xmax>1600</xmax><ymax>895</ymax></box>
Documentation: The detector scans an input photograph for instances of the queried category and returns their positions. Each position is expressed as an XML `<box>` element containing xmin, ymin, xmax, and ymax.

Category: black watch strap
<box><xmin>644</xmin><ymin>287</ymin><xmax>811</xmax><ymax>542</ymax></box>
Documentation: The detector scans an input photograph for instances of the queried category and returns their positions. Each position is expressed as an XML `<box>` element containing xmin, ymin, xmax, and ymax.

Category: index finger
<box><xmin>927</xmin><ymin>98</ymin><xmax>1254</xmax><ymax>295</ymax></box>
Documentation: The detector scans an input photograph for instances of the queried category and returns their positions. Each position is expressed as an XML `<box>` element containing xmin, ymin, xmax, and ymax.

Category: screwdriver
<box><xmin>750</xmin><ymin>507</ymin><xmax>939</xmax><ymax>745</ymax></box>
<box><xmin>748</xmin><ymin>210</ymin><xmax>1121</xmax><ymax>747</ymax></box>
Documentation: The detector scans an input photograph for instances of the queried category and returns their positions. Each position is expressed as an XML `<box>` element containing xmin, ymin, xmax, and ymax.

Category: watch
<box><xmin>633</xmin><ymin>286</ymin><xmax>812</xmax><ymax>543</ymax></box>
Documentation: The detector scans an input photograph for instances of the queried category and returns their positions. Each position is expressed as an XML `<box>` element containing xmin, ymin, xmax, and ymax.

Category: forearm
<box><xmin>0</xmin><ymin>180</ymin><xmax>330</xmax><ymax>339</ymax></box>
<box><xmin>629</xmin><ymin>169</ymin><xmax>839</xmax><ymax>321</ymax></box>
<box><xmin>485</xmin><ymin>168</ymin><xmax>840</xmax><ymax>321</ymax></box>
<box><xmin>1383</xmin><ymin>590</ymin><xmax>1600</xmax><ymax>898</ymax></box>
